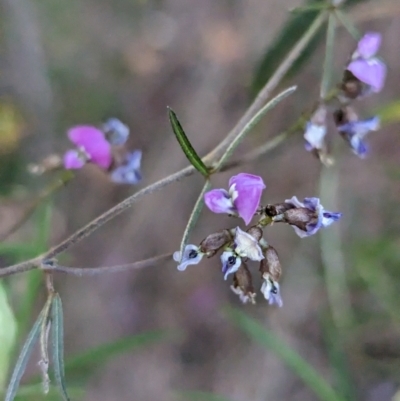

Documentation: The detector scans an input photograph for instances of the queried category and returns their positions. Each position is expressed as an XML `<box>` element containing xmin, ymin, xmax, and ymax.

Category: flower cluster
<box><xmin>63</xmin><ymin>118</ymin><xmax>142</xmax><ymax>185</ymax></box>
<box><xmin>173</xmin><ymin>173</ymin><xmax>342</xmax><ymax>306</ymax></box>
<box><xmin>304</xmin><ymin>32</ymin><xmax>386</xmax><ymax>160</ymax></box>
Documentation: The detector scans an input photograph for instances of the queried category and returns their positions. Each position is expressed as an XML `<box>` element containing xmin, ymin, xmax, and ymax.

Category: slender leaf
<box><xmin>10</xmin><ymin>384</ymin><xmax>84</xmax><ymax>400</ymax></box>
<box><xmin>251</xmin><ymin>0</ymin><xmax>367</xmax><ymax>95</ymax></box>
<box><xmin>225</xmin><ymin>308</ymin><xmax>346</xmax><ymax>401</ymax></box>
<box><xmin>177</xmin><ymin>390</ymin><xmax>233</xmax><ymax>401</ymax></box>
<box><xmin>214</xmin><ymin>86</ymin><xmax>296</xmax><ymax>171</ymax></box>
<box><xmin>179</xmin><ymin>180</ymin><xmax>211</xmax><ymax>262</ymax></box>
<box><xmin>376</xmin><ymin>99</ymin><xmax>400</xmax><ymax>125</ymax></box>
<box><xmin>50</xmin><ymin>294</ymin><xmax>70</xmax><ymax>401</ymax></box>
<box><xmin>5</xmin><ymin>310</ymin><xmax>45</xmax><ymax>401</ymax></box>
<box><xmin>65</xmin><ymin>331</ymin><xmax>166</xmax><ymax>382</ymax></box>
<box><xmin>168</xmin><ymin>107</ymin><xmax>209</xmax><ymax>177</ymax></box>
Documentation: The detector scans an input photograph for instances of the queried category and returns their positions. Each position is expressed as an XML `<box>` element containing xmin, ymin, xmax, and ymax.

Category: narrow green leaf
<box><xmin>334</xmin><ymin>9</ymin><xmax>360</xmax><ymax>40</ymax></box>
<box><xmin>179</xmin><ymin>180</ymin><xmax>211</xmax><ymax>263</ymax></box>
<box><xmin>5</xmin><ymin>309</ymin><xmax>45</xmax><ymax>401</ymax></box>
<box><xmin>65</xmin><ymin>331</ymin><xmax>166</xmax><ymax>382</ymax></box>
<box><xmin>214</xmin><ymin>86</ymin><xmax>296</xmax><ymax>172</ymax></box>
<box><xmin>168</xmin><ymin>107</ymin><xmax>209</xmax><ymax>177</ymax></box>
<box><xmin>9</xmin><ymin>384</ymin><xmax>84</xmax><ymax>400</ymax></box>
<box><xmin>376</xmin><ymin>99</ymin><xmax>400</xmax><ymax>125</ymax></box>
<box><xmin>225</xmin><ymin>308</ymin><xmax>346</xmax><ymax>401</ymax></box>
<box><xmin>50</xmin><ymin>294</ymin><xmax>70</xmax><ymax>401</ymax></box>
<box><xmin>177</xmin><ymin>390</ymin><xmax>233</xmax><ymax>401</ymax></box>
<box><xmin>251</xmin><ymin>0</ymin><xmax>367</xmax><ymax>95</ymax></box>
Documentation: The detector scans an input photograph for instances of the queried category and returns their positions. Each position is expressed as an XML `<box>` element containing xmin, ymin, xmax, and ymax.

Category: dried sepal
<box><xmin>199</xmin><ymin>229</ymin><xmax>233</xmax><ymax>256</ymax></box>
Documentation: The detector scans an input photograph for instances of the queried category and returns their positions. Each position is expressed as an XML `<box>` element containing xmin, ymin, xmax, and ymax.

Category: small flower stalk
<box><xmin>174</xmin><ymin>174</ymin><xmax>342</xmax><ymax>307</ymax></box>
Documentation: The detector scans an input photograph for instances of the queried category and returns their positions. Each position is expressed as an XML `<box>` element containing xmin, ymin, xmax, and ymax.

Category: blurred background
<box><xmin>1</xmin><ymin>0</ymin><xmax>400</xmax><ymax>400</ymax></box>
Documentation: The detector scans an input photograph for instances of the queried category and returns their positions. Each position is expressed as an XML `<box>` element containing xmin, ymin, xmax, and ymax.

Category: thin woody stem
<box><xmin>42</xmin><ymin>253</ymin><xmax>172</xmax><ymax>276</ymax></box>
<box><xmin>0</xmin><ymin>13</ymin><xmax>328</xmax><ymax>278</ymax></box>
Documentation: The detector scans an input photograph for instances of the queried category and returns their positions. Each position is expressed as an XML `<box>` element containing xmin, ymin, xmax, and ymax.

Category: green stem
<box><xmin>320</xmin><ymin>13</ymin><xmax>336</xmax><ymax>99</ymax></box>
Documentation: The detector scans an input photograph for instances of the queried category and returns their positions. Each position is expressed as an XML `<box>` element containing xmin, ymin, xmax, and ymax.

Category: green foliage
<box><xmin>5</xmin><ymin>308</ymin><xmax>45</xmax><ymax>401</ymax></box>
<box><xmin>0</xmin><ymin>282</ymin><xmax>17</xmax><ymax>390</ymax></box>
<box><xmin>51</xmin><ymin>294</ymin><xmax>70</xmax><ymax>401</ymax></box>
<box><xmin>225</xmin><ymin>307</ymin><xmax>346</xmax><ymax>401</ymax></box>
<box><xmin>168</xmin><ymin>107</ymin><xmax>210</xmax><ymax>177</ymax></box>
<box><xmin>251</xmin><ymin>0</ymin><xmax>367</xmax><ymax>95</ymax></box>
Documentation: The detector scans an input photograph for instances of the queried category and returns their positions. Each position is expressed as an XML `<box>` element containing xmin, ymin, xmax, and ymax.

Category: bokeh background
<box><xmin>1</xmin><ymin>0</ymin><xmax>400</xmax><ymax>400</ymax></box>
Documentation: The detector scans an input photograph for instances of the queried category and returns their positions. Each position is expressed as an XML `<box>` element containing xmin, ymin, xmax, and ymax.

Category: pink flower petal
<box><xmin>67</xmin><ymin>125</ymin><xmax>112</xmax><ymax>169</ymax></box>
<box><xmin>63</xmin><ymin>150</ymin><xmax>85</xmax><ymax>169</ymax></box>
<box><xmin>357</xmin><ymin>32</ymin><xmax>381</xmax><ymax>58</ymax></box>
<box><xmin>204</xmin><ymin>189</ymin><xmax>235</xmax><ymax>214</ymax></box>
<box><xmin>229</xmin><ymin>173</ymin><xmax>266</xmax><ymax>225</ymax></box>
<box><xmin>347</xmin><ymin>58</ymin><xmax>386</xmax><ymax>93</ymax></box>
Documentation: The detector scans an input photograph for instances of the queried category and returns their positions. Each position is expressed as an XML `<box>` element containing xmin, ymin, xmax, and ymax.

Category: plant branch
<box><xmin>42</xmin><ymin>253</ymin><xmax>172</xmax><ymax>276</ymax></box>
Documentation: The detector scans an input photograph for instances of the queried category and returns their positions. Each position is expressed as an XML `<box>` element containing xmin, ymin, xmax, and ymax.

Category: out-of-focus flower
<box><xmin>63</xmin><ymin>126</ymin><xmax>112</xmax><ymax>170</ymax></box>
<box><xmin>345</xmin><ymin>32</ymin><xmax>386</xmax><ymax>94</ymax></box>
<box><xmin>260</xmin><ymin>273</ymin><xmax>282</xmax><ymax>307</ymax></box>
<box><xmin>173</xmin><ymin>245</ymin><xmax>204</xmax><ymax>271</ymax></box>
<box><xmin>204</xmin><ymin>173</ymin><xmax>266</xmax><ymax>225</ymax></box>
<box><xmin>230</xmin><ymin>262</ymin><xmax>256</xmax><ymax>304</ymax></box>
<box><xmin>337</xmin><ymin>116</ymin><xmax>380</xmax><ymax>158</ymax></box>
<box><xmin>103</xmin><ymin>118</ymin><xmax>130</xmax><ymax>146</ymax></box>
<box><xmin>304</xmin><ymin>106</ymin><xmax>327</xmax><ymax>153</ymax></box>
<box><xmin>220</xmin><ymin>250</ymin><xmax>241</xmax><ymax>280</ymax></box>
<box><xmin>233</xmin><ymin>227</ymin><xmax>264</xmax><ymax>262</ymax></box>
<box><xmin>111</xmin><ymin>150</ymin><xmax>142</xmax><ymax>184</ymax></box>
<box><xmin>277</xmin><ymin>196</ymin><xmax>342</xmax><ymax>238</ymax></box>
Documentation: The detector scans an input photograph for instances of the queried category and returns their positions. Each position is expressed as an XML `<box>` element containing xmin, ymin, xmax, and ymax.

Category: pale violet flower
<box><xmin>261</xmin><ymin>274</ymin><xmax>283</xmax><ymax>307</ymax></box>
<box><xmin>204</xmin><ymin>173</ymin><xmax>266</xmax><ymax>225</ymax></box>
<box><xmin>103</xmin><ymin>118</ymin><xmax>130</xmax><ymax>146</ymax></box>
<box><xmin>304</xmin><ymin>106</ymin><xmax>327</xmax><ymax>152</ymax></box>
<box><xmin>304</xmin><ymin>123</ymin><xmax>326</xmax><ymax>152</ymax></box>
<box><xmin>63</xmin><ymin>126</ymin><xmax>112</xmax><ymax>170</ymax></box>
<box><xmin>173</xmin><ymin>245</ymin><xmax>204</xmax><ymax>271</ymax></box>
<box><xmin>283</xmin><ymin>196</ymin><xmax>342</xmax><ymax>238</ymax></box>
<box><xmin>220</xmin><ymin>251</ymin><xmax>241</xmax><ymax>280</ymax></box>
<box><xmin>233</xmin><ymin>227</ymin><xmax>264</xmax><ymax>262</ymax></box>
<box><xmin>337</xmin><ymin>116</ymin><xmax>379</xmax><ymax>158</ymax></box>
<box><xmin>347</xmin><ymin>32</ymin><xmax>386</xmax><ymax>93</ymax></box>
<box><xmin>111</xmin><ymin>150</ymin><xmax>142</xmax><ymax>184</ymax></box>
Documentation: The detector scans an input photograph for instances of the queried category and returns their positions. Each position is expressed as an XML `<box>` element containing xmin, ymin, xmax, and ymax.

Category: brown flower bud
<box><xmin>340</xmin><ymin>70</ymin><xmax>364</xmax><ymax>99</ymax></box>
<box><xmin>246</xmin><ymin>226</ymin><xmax>263</xmax><ymax>241</ymax></box>
<box><xmin>264</xmin><ymin>203</ymin><xmax>294</xmax><ymax>217</ymax></box>
<box><xmin>259</xmin><ymin>245</ymin><xmax>281</xmax><ymax>282</ymax></box>
<box><xmin>333</xmin><ymin>106</ymin><xmax>358</xmax><ymax>127</ymax></box>
<box><xmin>231</xmin><ymin>262</ymin><xmax>256</xmax><ymax>304</ymax></box>
<box><xmin>283</xmin><ymin>207</ymin><xmax>318</xmax><ymax>232</ymax></box>
<box><xmin>199</xmin><ymin>229</ymin><xmax>232</xmax><ymax>255</ymax></box>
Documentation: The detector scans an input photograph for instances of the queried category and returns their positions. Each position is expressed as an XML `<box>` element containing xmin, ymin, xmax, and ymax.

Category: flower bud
<box><xmin>259</xmin><ymin>245</ymin><xmax>281</xmax><ymax>282</ymax></box>
<box><xmin>230</xmin><ymin>262</ymin><xmax>256</xmax><ymax>304</ymax></box>
<box><xmin>264</xmin><ymin>203</ymin><xmax>294</xmax><ymax>217</ymax></box>
<box><xmin>199</xmin><ymin>229</ymin><xmax>233</xmax><ymax>256</ymax></box>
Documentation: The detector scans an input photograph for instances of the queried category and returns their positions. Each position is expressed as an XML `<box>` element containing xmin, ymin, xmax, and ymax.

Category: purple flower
<box><xmin>111</xmin><ymin>150</ymin><xmax>142</xmax><ymax>184</ymax></box>
<box><xmin>347</xmin><ymin>32</ymin><xmax>386</xmax><ymax>93</ymax></box>
<box><xmin>63</xmin><ymin>126</ymin><xmax>112</xmax><ymax>170</ymax></box>
<box><xmin>220</xmin><ymin>250</ymin><xmax>241</xmax><ymax>280</ymax></box>
<box><xmin>283</xmin><ymin>196</ymin><xmax>342</xmax><ymax>238</ymax></box>
<box><xmin>103</xmin><ymin>118</ymin><xmax>130</xmax><ymax>146</ymax></box>
<box><xmin>260</xmin><ymin>274</ymin><xmax>283</xmax><ymax>307</ymax></box>
<box><xmin>173</xmin><ymin>245</ymin><xmax>204</xmax><ymax>271</ymax></box>
<box><xmin>204</xmin><ymin>173</ymin><xmax>266</xmax><ymax>225</ymax></box>
<box><xmin>337</xmin><ymin>116</ymin><xmax>379</xmax><ymax>158</ymax></box>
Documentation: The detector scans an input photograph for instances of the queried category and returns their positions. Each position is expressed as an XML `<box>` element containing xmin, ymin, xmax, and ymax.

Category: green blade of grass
<box><xmin>225</xmin><ymin>307</ymin><xmax>346</xmax><ymax>401</ymax></box>
<box><xmin>177</xmin><ymin>390</ymin><xmax>233</xmax><ymax>401</ymax></box>
<box><xmin>64</xmin><ymin>331</ymin><xmax>167</xmax><ymax>382</ymax></box>
<box><xmin>168</xmin><ymin>107</ymin><xmax>209</xmax><ymax>177</ymax></box>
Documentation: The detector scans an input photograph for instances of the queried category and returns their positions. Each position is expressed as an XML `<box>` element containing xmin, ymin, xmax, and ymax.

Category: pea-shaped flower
<box><xmin>346</xmin><ymin>32</ymin><xmax>386</xmax><ymax>93</ymax></box>
<box><xmin>63</xmin><ymin>126</ymin><xmax>112</xmax><ymax>170</ymax></box>
<box><xmin>204</xmin><ymin>173</ymin><xmax>266</xmax><ymax>225</ymax></box>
